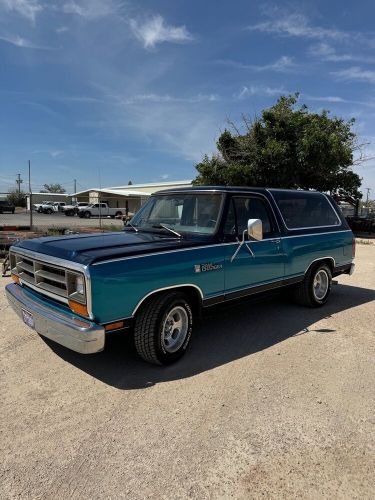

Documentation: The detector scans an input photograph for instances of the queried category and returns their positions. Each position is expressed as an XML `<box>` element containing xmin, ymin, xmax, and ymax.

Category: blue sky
<box><xmin>1</xmin><ymin>0</ymin><xmax>375</xmax><ymax>197</ymax></box>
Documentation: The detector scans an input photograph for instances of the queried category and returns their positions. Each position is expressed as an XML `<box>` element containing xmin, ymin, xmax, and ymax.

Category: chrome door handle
<box><xmin>272</xmin><ymin>239</ymin><xmax>281</xmax><ymax>244</ymax></box>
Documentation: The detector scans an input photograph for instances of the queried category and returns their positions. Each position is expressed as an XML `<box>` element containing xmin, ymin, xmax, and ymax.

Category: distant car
<box><xmin>39</xmin><ymin>202</ymin><xmax>66</xmax><ymax>214</ymax></box>
<box><xmin>77</xmin><ymin>202</ymin><xmax>124</xmax><ymax>219</ymax></box>
<box><xmin>0</xmin><ymin>200</ymin><xmax>15</xmax><ymax>214</ymax></box>
<box><xmin>50</xmin><ymin>202</ymin><xmax>66</xmax><ymax>212</ymax></box>
<box><xmin>38</xmin><ymin>202</ymin><xmax>55</xmax><ymax>214</ymax></box>
<box><xmin>62</xmin><ymin>202</ymin><xmax>89</xmax><ymax>216</ymax></box>
<box><xmin>33</xmin><ymin>201</ymin><xmax>53</xmax><ymax>213</ymax></box>
<box><xmin>33</xmin><ymin>200</ymin><xmax>49</xmax><ymax>212</ymax></box>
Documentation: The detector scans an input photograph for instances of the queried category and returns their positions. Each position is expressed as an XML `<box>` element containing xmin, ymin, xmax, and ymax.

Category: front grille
<box><xmin>10</xmin><ymin>252</ymin><xmax>85</xmax><ymax>302</ymax></box>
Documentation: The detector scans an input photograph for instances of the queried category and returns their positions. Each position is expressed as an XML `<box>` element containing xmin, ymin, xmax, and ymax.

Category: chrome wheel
<box><xmin>162</xmin><ymin>306</ymin><xmax>189</xmax><ymax>353</ymax></box>
<box><xmin>313</xmin><ymin>269</ymin><xmax>329</xmax><ymax>300</ymax></box>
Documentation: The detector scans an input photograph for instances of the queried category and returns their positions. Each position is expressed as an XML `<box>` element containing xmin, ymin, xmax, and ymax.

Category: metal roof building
<box><xmin>72</xmin><ymin>180</ymin><xmax>192</xmax><ymax>216</ymax></box>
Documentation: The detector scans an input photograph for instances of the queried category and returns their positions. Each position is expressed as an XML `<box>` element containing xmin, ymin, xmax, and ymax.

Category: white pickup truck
<box><xmin>77</xmin><ymin>203</ymin><xmax>125</xmax><ymax>219</ymax></box>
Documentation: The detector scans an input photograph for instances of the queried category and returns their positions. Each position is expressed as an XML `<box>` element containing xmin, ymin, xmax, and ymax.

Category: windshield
<box><xmin>130</xmin><ymin>193</ymin><xmax>223</xmax><ymax>235</ymax></box>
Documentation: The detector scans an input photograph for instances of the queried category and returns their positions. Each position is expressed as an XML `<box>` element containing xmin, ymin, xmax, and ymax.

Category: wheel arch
<box><xmin>305</xmin><ymin>257</ymin><xmax>335</xmax><ymax>276</ymax></box>
<box><xmin>132</xmin><ymin>284</ymin><xmax>204</xmax><ymax>318</ymax></box>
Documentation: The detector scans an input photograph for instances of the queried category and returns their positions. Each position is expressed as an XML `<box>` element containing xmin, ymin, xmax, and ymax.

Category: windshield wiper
<box><xmin>152</xmin><ymin>224</ymin><xmax>182</xmax><ymax>238</ymax></box>
<box><xmin>126</xmin><ymin>222</ymin><xmax>138</xmax><ymax>232</ymax></box>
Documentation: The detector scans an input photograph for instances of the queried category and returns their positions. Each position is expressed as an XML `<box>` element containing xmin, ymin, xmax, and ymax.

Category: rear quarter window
<box><xmin>272</xmin><ymin>191</ymin><xmax>341</xmax><ymax>229</ymax></box>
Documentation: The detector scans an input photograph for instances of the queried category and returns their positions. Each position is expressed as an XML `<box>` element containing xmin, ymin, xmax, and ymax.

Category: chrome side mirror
<box><xmin>247</xmin><ymin>219</ymin><xmax>263</xmax><ymax>241</ymax></box>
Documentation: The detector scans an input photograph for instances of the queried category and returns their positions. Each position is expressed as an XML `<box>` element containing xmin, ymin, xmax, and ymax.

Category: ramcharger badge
<box><xmin>194</xmin><ymin>263</ymin><xmax>223</xmax><ymax>273</ymax></box>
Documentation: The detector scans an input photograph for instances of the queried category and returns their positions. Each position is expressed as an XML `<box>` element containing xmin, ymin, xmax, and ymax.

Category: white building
<box><xmin>73</xmin><ymin>180</ymin><xmax>192</xmax><ymax>216</ymax></box>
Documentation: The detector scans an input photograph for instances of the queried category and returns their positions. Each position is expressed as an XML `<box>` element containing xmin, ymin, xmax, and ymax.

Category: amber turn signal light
<box><xmin>11</xmin><ymin>273</ymin><xmax>20</xmax><ymax>284</ymax></box>
<box><xmin>105</xmin><ymin>321</ymin><xmax>124</xmax><ymax>332</ymax></box>
<box><xmin>68</xmin><ymin>300</ymin><xmax>89</xmax><ymax>317</ymax></box>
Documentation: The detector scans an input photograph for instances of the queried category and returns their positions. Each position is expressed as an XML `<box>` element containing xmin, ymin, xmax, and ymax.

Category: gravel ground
<box><xmin>0</xmin><ymin>245</ymin><xmax>374</xmax><ymax>499</ymax></box>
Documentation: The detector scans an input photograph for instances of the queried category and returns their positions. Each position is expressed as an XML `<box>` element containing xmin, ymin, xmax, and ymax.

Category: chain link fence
<box><xmin>0</xmin><ymin>192</ymin><xmax>141</xmax><ymax>233</ymax></box>
<box><xmin>0</xmin><ymin>193</ymin><xmax>143</xmax><ymax>268</ymax></box>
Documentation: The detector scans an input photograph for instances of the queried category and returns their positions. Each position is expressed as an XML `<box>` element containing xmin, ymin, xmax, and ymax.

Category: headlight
<box><xmin>75</xmin><ymin>275</ymin><xmax>85</xmax><ymax>295</ymax></box>
<box><xmin>67</xmin><ymin>272</ymin><xmax>86</xmax><ymax>303</ymax></box>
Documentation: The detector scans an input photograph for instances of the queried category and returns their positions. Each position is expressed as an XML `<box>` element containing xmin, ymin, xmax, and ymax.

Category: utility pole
<box><xmin>74</xmin><ymin>178</ymin><xmax>77</xmax><ymax>194</ymax></box>
<box><xmin>28</xmin><ymin>160</ymin><xmax>33</xmax><ymax>229</ymax></box>
<box><xmin>16</xmin><ymin>173</ymin><xmax>23</xmax><ymax>194</ymax></box>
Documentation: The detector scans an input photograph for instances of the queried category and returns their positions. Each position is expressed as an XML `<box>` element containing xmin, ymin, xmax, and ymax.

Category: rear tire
<box><xmin>134</xmin><ymin>292</ymin><xmax>193</xmax><ymax>365</ymax></box>
<box><xmin>294</xmin><ymin>263</ymin><xmax>332</xmax><ymax>307</ymax></box>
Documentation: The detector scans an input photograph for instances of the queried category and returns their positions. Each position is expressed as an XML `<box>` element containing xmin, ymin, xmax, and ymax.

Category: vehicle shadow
<box><xmin>44</xmin><ymin>283</ymin><xmax>375</xmax><ymax>390</ymax></box>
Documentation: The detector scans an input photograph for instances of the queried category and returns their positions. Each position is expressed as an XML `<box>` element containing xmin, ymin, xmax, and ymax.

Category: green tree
<box><xmin>7</xmin><ymin>189</ymin><xmax>26</xmax><ymax>207</ymax></box>
<box><xmin>41</xmin><ymin>183</ymin><xmax>66</xmax><ymax>193</ymax></box>
<box><xmin>194</xmin><ymin>94</ymin><xmax>363</xmax><ymax>198</ymax></box>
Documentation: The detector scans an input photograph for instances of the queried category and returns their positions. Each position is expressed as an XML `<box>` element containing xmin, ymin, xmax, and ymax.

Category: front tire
<box><xmin>83</xmin><ymin>211</ymin><xmax>91</xmax><ymax>219</ymax></box>
<box><xmin>134</xmin><ymin>292</ymin><xmax>193</xmax><ymax>365</ymax></box>
<box><xmin>294</xmin><ymin>263</ymin><xmax>332</xmax><ymax>307</ymax></box>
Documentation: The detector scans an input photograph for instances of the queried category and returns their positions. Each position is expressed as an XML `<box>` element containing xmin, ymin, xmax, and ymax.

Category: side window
<box><xmin>224</xmin><ymin>197</ymin><xmax>276</xmax><ymax>238</ymax></box>
<box><xmin>272</xmin><ymin>191</ymin><xmax>341</xmax><ymax>229</ymax></box>
<box><xmin>223</xmin><ymin>199</ymin><xmax>236</xmax><ymax>235</ymax></box>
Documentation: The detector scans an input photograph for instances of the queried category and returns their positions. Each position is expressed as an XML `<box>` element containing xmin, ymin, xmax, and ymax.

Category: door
<box><xmin>224</xmin><ymin>195</ymin><xmax>285</xmax><ymax>297</ymax></box>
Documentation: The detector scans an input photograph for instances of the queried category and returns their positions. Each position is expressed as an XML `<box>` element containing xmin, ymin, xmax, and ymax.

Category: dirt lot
<box><xmin>1</xmin><ymin>245</ymin><xmax>374</xmax><ymax>499</ymax></box>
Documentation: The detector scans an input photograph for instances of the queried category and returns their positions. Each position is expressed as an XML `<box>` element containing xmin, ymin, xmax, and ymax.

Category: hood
<box><xmin>12</xmin><ymin>230</ymin><xmax>212</xmax><ymax>265</ymax></box>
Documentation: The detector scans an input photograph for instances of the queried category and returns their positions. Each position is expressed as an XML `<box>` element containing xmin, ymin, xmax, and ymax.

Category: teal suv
<box><xmin>6</xmin><ymin>187</ymin><xmax>355</xmax><ymax>365</ymax></box>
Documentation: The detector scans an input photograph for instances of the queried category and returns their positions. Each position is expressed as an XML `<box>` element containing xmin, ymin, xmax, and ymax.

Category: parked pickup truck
<box><xmin>33</xmin><ymin>201</ymin><xmax>53</xmax><ymax>213</ymax></box>
<box><xmin>41</xmin><ymin>202</ymin><xmax>66</xmax><ymax>214</ymax></box>
<box><xmin>0</xmin><ymin>200</ymin><xmax>15</xmax><ymax>214</ymax></box>
<box><xmin>63</xmin><ymin>202</ymin><xmax>90</xmax><ymax>216</ymax></box>
<box><xmin>5</xmin><ymin>187</ymin><xmax>355</xmax><ymax>365</ymax></box>
<box><xmin>77</xmin><ymin>203</ymin><xmax>124</xmax><ymax>219</ymax></box>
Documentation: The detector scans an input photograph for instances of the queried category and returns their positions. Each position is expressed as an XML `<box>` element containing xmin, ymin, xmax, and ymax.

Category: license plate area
<box><xmin>22</xmin><ymin>309</ymin><xmax>35</xmax><ymax>329</ymax></box>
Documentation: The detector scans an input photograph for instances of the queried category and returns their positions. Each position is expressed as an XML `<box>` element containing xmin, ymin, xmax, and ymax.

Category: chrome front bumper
<box><xmin>5</xmin><ymin>283</ymin><xmax>105</xmax><ymax>354</ymax></box>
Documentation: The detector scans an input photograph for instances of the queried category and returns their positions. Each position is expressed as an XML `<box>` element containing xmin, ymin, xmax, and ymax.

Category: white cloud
<box><xmin>130</xmin><ymin>15</ymin><xmax>193</xmax><ymax>49</ymax></box>
<box><xmin>50</xmin><ymin>150</ymin><xmax>64</xmax><ymax>158</ymax></box>
<box><xmin>234</xmin><ymin>85</ymin><xmax>287</xmax><ymax>99</ymax></box>
<box><xmin>304</xmin><ymin>95</ymin><xmax>346</xmax><ymax>103</ymax></box>
<box><xmin>248</xmin><ymin>11</ymin><xmax>348</xmax><ymax>41</ymax></box>
<box><xmin>309</xmin><ymin>43</ymin><xmax>375</xmax><ymax>64</ymax></box>
<box><xmin>217</xmin><ymin>56</ymin><xmax>294</xmax><ymax>73</ymax></box>
<box><xmin>160</xmin><ymin>174</ymin><xmax>169</xmax><ymax>180</ymax></box>
<box><xmin>332</xmin><ymin>66</ymin><xmax>375</xmax><ymax>84</ymax></box>
<box><xmin>62</xmin><ymin>0</ymin><xmax>117</xmax><ymax>19</ymax></box>
<box><xmin>0</xmin><ymin>33</ymin><xmax>45</xmax><ymax>48</ymax></box>
<box><xmin>91</xmin><ymin>90</ymin><xmax>220</xmax><ymax>161</ymax></box>
<box><xmin>119</xmin><ymin>93</ymin><xmax>219</xmax><ymax>105</ymax></box>
<box><xmin>56</xmin><ymin>26</ymin><xmax>69</xmax><ymax>34</ymax></box>
<box><xmin>0</xmin><ymin>0</ymin><xmax>42</xmax><ymax>22</ymax></box>
<box><xmin>309</xmin><ymin>43</ymin><xmax>352</xmax><ymax>62</ymax></box>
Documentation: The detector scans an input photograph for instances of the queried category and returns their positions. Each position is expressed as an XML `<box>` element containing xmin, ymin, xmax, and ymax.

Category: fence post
<box><xmin>29</xmin><ymin>193</ymin><xmax>33</xmax><ymax>229</ymax></box>
<box><xmin>99</xmin><ymin>192</ymin><xmax>102</xmax><ymax>230</ymax></box>
<box><xmin>28</xmin><ymin>160</ymin><xmax>33</xmax><ymax>230</ymax></box>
